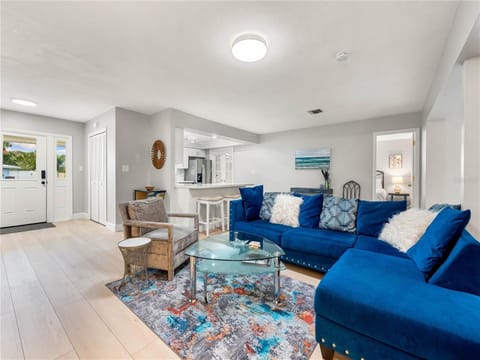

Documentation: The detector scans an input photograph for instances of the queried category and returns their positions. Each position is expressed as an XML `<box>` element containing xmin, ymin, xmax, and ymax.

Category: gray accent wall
<box><xmin>234</xmin><ymin>112</ymin><xmax>421</xmax><ymax>200</ymax></box>
<box><xmin>1</xmin><ymin>109</ymin><xmax>86</xmax><ymax>214</ymax></box>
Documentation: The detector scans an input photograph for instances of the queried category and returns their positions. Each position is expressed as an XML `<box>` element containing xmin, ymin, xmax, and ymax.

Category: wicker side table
<box><xmin>118</xmin><ymin>237</ymin><xmax>151</xmax><ymax>289</ymax></box>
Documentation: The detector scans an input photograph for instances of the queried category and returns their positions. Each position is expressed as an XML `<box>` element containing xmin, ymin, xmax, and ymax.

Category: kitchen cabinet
<box><xmin>175</xmin><ymin>128</ymin><xmax>187</xmax><ymax>169</ymax></box>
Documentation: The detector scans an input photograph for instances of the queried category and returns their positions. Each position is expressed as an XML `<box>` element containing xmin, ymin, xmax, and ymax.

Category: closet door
<box><xmin>89</xmin><ymin>131</ymin><xmax>106</xmax><ymax>225</ymax></box>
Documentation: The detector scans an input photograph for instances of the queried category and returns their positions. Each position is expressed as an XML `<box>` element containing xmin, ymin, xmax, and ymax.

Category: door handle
<box><xmin>41</xmin><ymin>181</ymin><xmax>46</xmax><ymax>185</ymax></box>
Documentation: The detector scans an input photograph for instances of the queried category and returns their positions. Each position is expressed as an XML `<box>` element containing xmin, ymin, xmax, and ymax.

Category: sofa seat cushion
<box><xmin>233</xmin><ymin>220</ymin><xmax>292</xmax><ymax>245</ymax></box>
<box><xmin>282</xmin><ymin>228</ymin><xmax>356</xmax><ymax>259</ymax></box>
<box><xmin>144</xmin><ymin>224</ymin><xmax>197</xmax><ymax>253</ymax></box>
<box><xmin>315</xmin><ymin>249</ymin><xmax>480</xmax><ymax>359</ymax></box>
<box><xmin>354</xmin><ymin>235</ymin><xmax>409</xmax><ymax>259</ymax></box>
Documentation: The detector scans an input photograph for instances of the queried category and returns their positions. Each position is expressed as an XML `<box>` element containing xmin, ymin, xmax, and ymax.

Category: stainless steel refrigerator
<box><xmin>185</xmin><ymin>158</ymin><xmax>212</xmax><ymax>184</ymax></box>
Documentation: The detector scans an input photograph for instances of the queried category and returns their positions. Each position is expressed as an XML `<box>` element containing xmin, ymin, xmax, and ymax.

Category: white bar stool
<box><xmin>223</xmin><ymin>194</ymin><xmax>241</xmax><ymax>231</ymax></box>
<box><xmin>197</xmin><ymin>196</ymin><xmax>225</xmax><ymax>236</ymax></box>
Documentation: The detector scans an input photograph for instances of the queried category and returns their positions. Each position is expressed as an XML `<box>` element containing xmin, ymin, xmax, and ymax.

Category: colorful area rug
<box><xmin>106</xmin><ymin>266</ymin><xmax>316</xmax><ymax>360</ymax></box>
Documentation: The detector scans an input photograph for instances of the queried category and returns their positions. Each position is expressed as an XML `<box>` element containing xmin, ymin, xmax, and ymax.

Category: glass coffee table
<box><xmin>184</xmin><ymin>231</ymin><xmax>286</xmax><ymax>304</ymax></box>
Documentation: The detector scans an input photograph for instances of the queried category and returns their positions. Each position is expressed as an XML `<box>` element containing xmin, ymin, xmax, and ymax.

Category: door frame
<box><xmin>1</xmin><ymin>128</ymin><xmax>73</xmax><ymax>223</ymax></box>
<box><xmin>87</xmin><ymin>128</ymin><xmax>107</xmax><ymax>225</ymax></box>
<box><xmin>372</xmin><ymin>128</ymin><xmax>420</xmax><ymax>208</ymax></box>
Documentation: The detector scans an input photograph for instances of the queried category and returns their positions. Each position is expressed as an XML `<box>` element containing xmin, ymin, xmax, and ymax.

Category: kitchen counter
<box><xmin>175</xmin><ymin>183</ymin><xmax>252</xmax><ymax>189</ymax></box>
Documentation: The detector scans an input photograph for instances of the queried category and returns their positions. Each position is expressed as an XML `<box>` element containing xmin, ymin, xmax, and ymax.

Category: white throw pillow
<box><xmin>270</xmin><ymin>194</ymin><xmax>304</xmax><ymax>228</ymax></box>
<box><xmin>379</xmin><ymin>208</ymin><xmax>438</xmax><ymax>252</ymax></box>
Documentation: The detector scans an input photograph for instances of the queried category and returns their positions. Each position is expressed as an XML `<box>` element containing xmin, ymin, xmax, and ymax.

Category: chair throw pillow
<box><xmin>407</xmin><ymin>207</ymin><xmax>471</xmax><ymax>279</ymax></box>
<box><xmin>127</xmin><ymin>199</ymin><xmax>168</xmax><ymax>236</ymax></box>
<box><xmin>270</xmin><ymin>194</ymin><xmax>304</xmax><ymax>228</ymax></box>
<box><xmin>239</xmin><ymin>185</ymin><xmax>264</xmax><ymax>221</ymax></box>
<box><xmin>295</xmin><ymin>193</ymin><xmax>324</xmax><ymax>228</ymax></box>
<box><xmin>379</xmin><ymin>209</ymin><xmax>437</xmax><ymax>252</ymax></box>
<box><xmin>356</xmin><ymin>200</ymin><xmax>407</xmax><ymax>238</ymax></box>
<box><xmin>259</xmin><ymin>192</ymin><xmax>292</xmax><ymax>220</ymax></box>
<box><xmin>319</xmin><ymin>196</ymin><xmax>357</xmax><ymax>233</ymax></box>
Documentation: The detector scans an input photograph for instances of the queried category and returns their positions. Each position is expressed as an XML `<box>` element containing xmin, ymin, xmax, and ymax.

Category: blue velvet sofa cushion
<box><xmin>429</xmin><ymin>231</ymin><xmax>480</xmax><ymax>296</ymax></box>
<box><xmin>295</xmin><ymin>193</ymin><xmax>323</xmax><ymax>228</ymax></box>
<box><xmin>233</xmin><ymin>220</ymin><xmax>291</xmax><ymax>246</ymax></box>
<box><xmin>429</xmin><ymin>203</ymin><xmax>461</xmax><ymax>212</ymax></box>
<box><xmin>319</xmin><ymin>196</ymin><xmax>358</xmax><ymax>232</ymax></box>
<box><xmin>315</xmin><ymin>249</ymin><xmax>480</xmax><ymax>359</ymax></box>
<box><xmin>407</xmin><ymin>208</ymin><xmax>471</xmax><ymax>278</ymax></box>
<box><xmin>282</xmin><ymin>228</ymin><xmax>356</xmax><ymax>259</ymax></box>
<box><xmin>356</xmin><ymin>200</ymin><xmax>406</xmax><ymax>237</ymax></box>
<box><xmin>239</xmin><ymin>185</ymin><xmax>263</xmax><ymax>221</ymax></box>
<box><xmin>354</xmin><ymin>235</ymin><xmax>409</xmax><ymax>259</ymax></box>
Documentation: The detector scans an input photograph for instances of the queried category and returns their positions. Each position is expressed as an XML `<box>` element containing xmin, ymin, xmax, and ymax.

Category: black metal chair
<box><xmin>343</xmin><ymin>180</ymin><xmax>361</xmax><ymax>199</ymax></box>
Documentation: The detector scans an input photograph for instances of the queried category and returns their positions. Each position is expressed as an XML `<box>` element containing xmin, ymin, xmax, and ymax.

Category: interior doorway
<box><xmin>88</xmin><ymin>130</ymin><xmax>107</xmax><ymax>225</ymax></box>
<box><xmin>1</xmin><ymin>132</ymin><xmax>47</xmax><ymax>227</ymax></box>
<box><xmin>373</xmin><ymin>129</ymin><xmax>420</xmax><ymax>208</ymax></box>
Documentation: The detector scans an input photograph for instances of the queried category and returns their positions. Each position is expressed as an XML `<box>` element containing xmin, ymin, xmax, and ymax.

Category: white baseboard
<box><xmin>72</xmin><ymin>212</ymin><xmax>89</xmax><ymax>220</ymax></box>
<box><xmin>106</xmin><ymin>222</ymin><xmax>123</xmax><ymax>232</ymax></box>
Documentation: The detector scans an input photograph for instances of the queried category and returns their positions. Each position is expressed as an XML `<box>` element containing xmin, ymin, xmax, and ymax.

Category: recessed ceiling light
<box><xmin>11</xmin><ymin>98</ymin><xmax>37</xmax><ymax>107</ymax></box>
<box><xmin>212</xmin><ymin>134</ymin><xmax>218</xmax><ymax>139</ymax></box>
<box><xmin>335</xmin><ymin>51</ymin><xmax>350</xmax><ymax>62</ymax></box>
<box><xmin>232</xmin><ymin>34</ymin><xmax>267</xmax><ymax>63</ymax></box>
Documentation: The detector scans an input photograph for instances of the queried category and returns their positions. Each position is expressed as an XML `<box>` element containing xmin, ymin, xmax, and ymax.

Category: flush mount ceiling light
<box><xmin>335</xmin><ymin>50</ymin><xmax>350</xmax><ymax>62</ymax></box>
<box><xmin>11</xmin><ymin>98</ymin><xmax>37</xmax><ymax>107</ymax></box>
<box><xmin>232</xmin><ymin>34</ymin><xmax>267</xmax><ymax>62</ymax></box>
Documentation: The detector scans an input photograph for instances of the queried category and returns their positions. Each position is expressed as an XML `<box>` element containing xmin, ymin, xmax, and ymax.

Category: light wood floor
<box><xmin>1</xmin><ymin>220</ymin><xmax>346</xmax><ymax>360</ymax></box>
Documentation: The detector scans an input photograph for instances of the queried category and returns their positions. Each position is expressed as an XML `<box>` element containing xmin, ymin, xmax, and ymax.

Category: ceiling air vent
<box><xmin>307</xmin><ymin>108</ymin><xmax>323</xmax><ymax>115</ymax></box>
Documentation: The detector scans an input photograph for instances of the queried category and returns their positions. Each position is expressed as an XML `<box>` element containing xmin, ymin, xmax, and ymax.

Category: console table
<box><xmin>388</xmin><ymin>192</ymin><xmax>410</xmax><ymax>201</ymax></box>
<box><xmin>290</xmin><ymin>187</ymin><xmax>333</xmax><ymax>196</ymax></box>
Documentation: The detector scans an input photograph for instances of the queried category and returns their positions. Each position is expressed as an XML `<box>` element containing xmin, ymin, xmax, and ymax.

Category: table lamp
<box><xmin>392</xmin><ymin>176</ymin><xmax>403</xmax><ymax>194</ymax></box>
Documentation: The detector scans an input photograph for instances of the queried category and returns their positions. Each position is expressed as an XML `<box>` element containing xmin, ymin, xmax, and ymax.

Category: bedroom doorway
<box><xmin>373</xmin><ymin>129</ymin><xmax>419</xmax><ymax>208</ymax></box>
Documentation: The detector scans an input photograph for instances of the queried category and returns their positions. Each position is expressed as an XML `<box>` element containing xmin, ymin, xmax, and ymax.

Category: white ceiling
<box><xmin>1</xmin><ymin>1</ymin><xmax>458</xmax><ymax>134</ymax></box>
<box><xmin>184</xmin><ymin>128</ymin><xmax>245</xmax><ymax>149</ymax></box>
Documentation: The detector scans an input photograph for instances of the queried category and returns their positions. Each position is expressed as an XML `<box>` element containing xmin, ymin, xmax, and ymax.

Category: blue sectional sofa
<box><xmin>230</xmin><ymin>198</ymin><xmax>406</xmax><ymax>272</ymax></box>
<box><xmin>230</xmin><ymin>197</ymin><xmax>480</xmax><ymax>359</ymax></box>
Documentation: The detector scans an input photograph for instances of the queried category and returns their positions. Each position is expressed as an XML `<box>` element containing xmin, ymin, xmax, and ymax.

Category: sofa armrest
<box><xmin>230</xmin><ymin>199</ymin><xmax>245</xmax><ymax>230</ymax></box>
<box><xmin>168</xmin><ymin>213</ymin><xmax>199</xmax><ymax>230</ymax></box>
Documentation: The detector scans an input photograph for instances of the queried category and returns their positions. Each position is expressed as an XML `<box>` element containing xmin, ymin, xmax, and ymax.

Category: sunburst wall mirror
<box><xmin>151</xmin><ymin>140</ymin><xmax>166</xmax><ymax>169</ymax></box>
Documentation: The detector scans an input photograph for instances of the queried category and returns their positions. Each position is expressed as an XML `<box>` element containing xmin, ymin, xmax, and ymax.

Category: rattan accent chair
<box><xmin>119</xmin><ymin>199</ymin><xmax>199</xmax><ymax>280</ymax></box>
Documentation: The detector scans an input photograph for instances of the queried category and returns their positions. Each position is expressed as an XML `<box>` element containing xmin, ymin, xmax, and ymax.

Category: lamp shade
<box><xmin>392</xmin><ymin>176</ymin><xmax>403</xmax><ymax>184</ymax></box>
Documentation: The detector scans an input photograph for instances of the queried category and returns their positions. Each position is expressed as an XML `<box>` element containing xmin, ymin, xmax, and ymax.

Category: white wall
<box><xmin>234</xmin><ymin>112</ymin><xmax>421</xmax><ymax>199</ymax></box>
<box><xmin>463</xmin><ymin>56</ymin><xmax>480</xmax><ymax>237</ymax></box>
<box><xmin>1</xmin><ymin>109</ymin><xmax>86</xmax><ymax>214</ymax></box>
<box><xmin>376</xmin><ymin>137</ymin><xmax>413</xmax><ymax>195</ymax></box>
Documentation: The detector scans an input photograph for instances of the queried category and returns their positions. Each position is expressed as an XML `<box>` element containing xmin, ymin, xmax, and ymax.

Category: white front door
<box><xmin>1</xmin><ymin>133</ymin><xmax>47</xmax><ymax>227</ymax></box>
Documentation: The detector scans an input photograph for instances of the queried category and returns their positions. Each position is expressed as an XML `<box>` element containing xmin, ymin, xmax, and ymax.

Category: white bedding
<box><xmin>376</xmin><ymin>188</ymin><xmax>387</xmax><ymax>201</ymax></box>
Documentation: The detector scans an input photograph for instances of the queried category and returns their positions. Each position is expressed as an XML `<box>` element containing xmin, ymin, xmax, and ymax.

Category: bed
<box><xmin>375</xmin><ymin>170</ymin><xmax>387</xmax><ymax>201</ymax></box>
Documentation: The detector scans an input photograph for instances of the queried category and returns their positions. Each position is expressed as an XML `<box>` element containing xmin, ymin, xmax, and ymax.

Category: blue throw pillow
<box><xmin>407</xmin><ymin>208</ymin><xmax>471</xmax><ymax>279</ymax></box>
<box><xmin>356</xmin><ymin>200</ymin><xmax>407</xmax><ymax>238</ymax></box>
<box><xmin>428</xmin><ymin>231</ymin><xmax>480</xmax><ymax>296</ymax></box>
<box><xmin>259</xmin><ymin>192</ymin><xmax>292</xmax><ymax>220</ymax></box>
<box><xmin>295</xmin><ymin>194</ymin><xmax>323</xmax><ymax>228</ymax></box>
<box><xmin>239</xmin><ymin>185</ymin><xmax>264</xmax><ymax>221</ymax></box>
<box><xmin>319</xmin><ymin>196</ymin><xmax>357</xmax><ymax>233</ymax></box>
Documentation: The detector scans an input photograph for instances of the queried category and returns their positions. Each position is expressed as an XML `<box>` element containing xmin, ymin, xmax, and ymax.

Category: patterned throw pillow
<box><xmin>319</xmin><ymin>196</ymin><xmax>358</xmax><ymax>232</ymax></box>
<box><xmin>270</xmin><ymin>194</ymin><xmax>304</xmax><ymax>227</ymax></box>
<box><xmin>259</xmin><ymin>192</ymin><xmax>292</xmax><ymax>220</ymax></box>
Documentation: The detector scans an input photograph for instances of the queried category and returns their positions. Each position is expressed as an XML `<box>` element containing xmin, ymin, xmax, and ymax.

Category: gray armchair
<box><xmin>118</xmin><ymin>199</ymin><xmax>199</xmax><ymax>280</ymax></box>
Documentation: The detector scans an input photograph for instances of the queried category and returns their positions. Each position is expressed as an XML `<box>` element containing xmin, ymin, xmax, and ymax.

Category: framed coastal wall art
<box><xmin>389</xmin><ymin>153</ymin><xmax>402</xmax><ymax>169</ymax></box>
<box><xmin>295</xmin><ymin>148</ymin><xmax>331</xmax><ymax>169</ymax></box>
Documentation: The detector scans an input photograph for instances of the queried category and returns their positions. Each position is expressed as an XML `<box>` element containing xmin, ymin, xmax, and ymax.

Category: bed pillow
<box><xmin>270</xmin><ymin>194</ymin><xmax>304</xmax><ymax>228</ymax></box>
<box><xmin>294</xmin><ymin>194</ymin><xmax>324</xmax><ymax>228</ymax></box>
<box><xmin>357</xmin><ymin>200</ymin><xmax>407</xmax><ymax>238</ymax></box>
<box><xmin>379</xmin><ymin>209</ymin><xmax>437</xmax><ymax>252</ymax></box>
<box><xmin>407</xmin><ymin>208</ymin><xmax>471</xmax><ymax>279</ymax></box>
<box><xmin>239</xmin><ymin>185</ymin><xmax>263</xmax><ymax>221</ymax></box>
<box><xmin>319</xmin><ymin>196</ymin><xmax>358</xmax><ymax>233</ymax></box>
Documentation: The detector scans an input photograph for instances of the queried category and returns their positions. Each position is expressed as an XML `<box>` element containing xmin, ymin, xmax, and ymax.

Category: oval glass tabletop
<box><xmin>184</xmin><ymin>231</ymin><xmax>285</xmax><ymax>261</ymax></box>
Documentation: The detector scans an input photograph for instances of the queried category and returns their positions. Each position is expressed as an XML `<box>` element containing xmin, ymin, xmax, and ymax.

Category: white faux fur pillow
<box><xmin>379</xmin><ymin>208</ymin><xmax>438</xmax><ymax>252</ymax></box>
<box><xmin>270</xmin><ymin>194</ymin><xmax>304</xmax><ymax>228</ymax></box>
